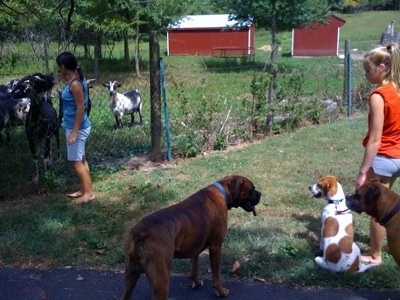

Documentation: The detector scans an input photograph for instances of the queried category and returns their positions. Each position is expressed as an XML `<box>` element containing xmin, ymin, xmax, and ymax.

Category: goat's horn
<box><xmin>87</xmin><ymin>78</ymin><xmax>97</xmax><ymax>84</ymax></box>
<box><xmin>33</xmin><ymin>74</ymin><xmax>46</xmax><ymax>82</ymax></box>
<box><xmin>10</xmin><ymin>75</ymin><xmax>31</xmax><ymax>96</ymax></box>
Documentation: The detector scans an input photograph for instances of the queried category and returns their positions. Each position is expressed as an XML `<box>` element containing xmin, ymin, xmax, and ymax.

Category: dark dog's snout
<box><xmin>251</xmin><ymin>190</ymin><xmax>261</xmax><ymax>216</ymax></box>
<box><xmin>345</xmin><ymin>192</ymin><xmax>356</xmax><ymax>203</ymax></box>
<box><xmin>240</xmin><ymin>189</ymin><xmax>261</xmax><ymax>216</ymax></box>
<box><xmin>345</xmin><ymin>193</ymin><xmax>362</xmax><ymax>214</ymax></box>
<box><xmin>255</xmin><ymin>190</ymin><xmax>261</xmax><ymax>203</ymax></box>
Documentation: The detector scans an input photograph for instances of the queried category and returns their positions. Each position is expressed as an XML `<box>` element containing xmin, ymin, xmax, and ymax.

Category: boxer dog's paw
<box><xmin>191</xmin><ymin>279</ymin><xmax>203</xmax><ymax>289</ymax></box>
<box><xmin>214</xmin><ymin>287</ymin><xmax>229</xmax><ymax>298</ymax></box>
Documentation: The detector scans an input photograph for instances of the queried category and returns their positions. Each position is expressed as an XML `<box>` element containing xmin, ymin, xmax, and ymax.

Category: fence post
<box><xmin>159</xmin><ymin>58</ymin><xmax>172</xmax><ymax>162</ymax></box>
<box><xmin>149</xmin><ymin>30</ymin><xmax>162</xmax><ymax>161</ymax></box>
<box><xmin>343</xmin><ymin>40</ymin><xmax>352</xmax><ymax>117</ymax></box>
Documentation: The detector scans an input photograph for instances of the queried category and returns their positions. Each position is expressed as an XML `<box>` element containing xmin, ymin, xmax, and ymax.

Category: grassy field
<box><xmin>1</xmin><ymin>115</ymin><xmax>400</xmax><ymax>290</ymax></box>
<box><xmin>1</xmin><ymin>11</ymin><xmax>400</xmax><ymax>291</ymax></box>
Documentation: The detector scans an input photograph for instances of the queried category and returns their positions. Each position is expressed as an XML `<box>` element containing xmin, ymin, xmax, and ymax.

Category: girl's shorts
<box><xmin>65</xmin><ymin>127</ymin><xmax>91</xmax><ymax>161</ymax></box>
<box><xmin>372</xmin><ymin>155</ymin><xmax>400</xmax><ymax>178</ymax></box>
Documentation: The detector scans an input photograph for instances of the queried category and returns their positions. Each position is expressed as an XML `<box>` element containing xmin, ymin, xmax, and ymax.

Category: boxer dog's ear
<box><xmin>369</xmin><ymin>177</ymin><xmax>383</xmax><ymax>183</ymax></box>
<box><xmin>364</xmin><ymin>183</ymin><xmax>381</xmax><ymax>204</ymax></box>
<box><xmin>231</xmin><ymin>176</ymin><xmax>243</xmax><ymax>202</ymax></box>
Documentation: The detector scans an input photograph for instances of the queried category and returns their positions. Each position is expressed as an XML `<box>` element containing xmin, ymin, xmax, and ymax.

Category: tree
<box><xmin>0</xmin><ymin>0</ymin><xmax>63</xmax><ymax>72</ymax></box>
<box><xmin>210</xmin><ymin>0</ymin><xmax>341</xmax><ymax>101</ymax></box>
<box><xmin>73</xmin><ymin>0</ymin><xmax>188</xmax><ymax>77</ymax></box>
<box><xmin>0</xmin><ymin>0</ymin><xmax>192</xmax><ymax>77</ymax></box>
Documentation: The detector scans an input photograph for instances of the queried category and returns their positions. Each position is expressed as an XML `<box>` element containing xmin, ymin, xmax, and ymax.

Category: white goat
<box><xmin>103</xmin><ymin>81</ymin><xmax>142</xmax><ymax>128</ymax></box>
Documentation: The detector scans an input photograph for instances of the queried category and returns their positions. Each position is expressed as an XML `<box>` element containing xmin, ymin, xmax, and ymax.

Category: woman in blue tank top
<box><xmin>56</xmin><ymin>51</ymin><xmax>95</xmax><ymax>203</ymax></box>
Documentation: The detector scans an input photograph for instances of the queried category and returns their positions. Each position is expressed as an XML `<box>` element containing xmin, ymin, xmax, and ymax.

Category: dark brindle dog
<box><xmin>346</xmin><ymin>181</ymin><xmax>400</xmax><ymax>266</ymax></box>
<box><xmin>122</xmin><ymin>175</ymin><xmax>261</xmax><ymax>300</ymax></box>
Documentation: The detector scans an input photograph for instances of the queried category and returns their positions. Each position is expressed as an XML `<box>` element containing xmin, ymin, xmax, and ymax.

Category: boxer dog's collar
<box><xmin>212</xmin><ymin>182</ymin><xmax>230</xmax><ymax>207</ymax></box>
<box><xmin>380</xmin><ymin>201</ymin><xmax>400</xmax><ymax>225</ymax></box>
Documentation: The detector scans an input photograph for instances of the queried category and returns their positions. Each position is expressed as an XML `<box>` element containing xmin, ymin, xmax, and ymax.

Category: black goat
<box><xmin>11</xmin><ymin>73</ymin><xmax>60</xmax><ymax>184</ymax></box>
<box><xmin>0</xmin><ymin>79</ymin><xmax>29</xmax><ymax>99</ymax></box>
<box><xmin>0</xmin><ymin>97</ymin><xmax>30</xmax><ymax>126</ymax></box>
<box><xmin>0</xmin><ymin>101</ymin><xmax>10</xmax><ymax>144</ymax></box>
<box><xmin>0</xmin><ymin>78</ymin><xmax>31</xmax><ymax>142</ymax></box>
<box><xmin>0</xmin><ymin>85</ymin><xmax>9</xmax><ymax>98</ymax></box>
<box><xmin>0</xmin><ymin>97</ymin><xmax>30</xmax><ymax>143</ymax></box>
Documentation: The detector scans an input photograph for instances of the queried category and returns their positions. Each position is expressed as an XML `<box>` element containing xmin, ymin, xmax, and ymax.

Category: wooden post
<box><xmin>149</xmin><ymin>30</ymin><xmax>162</xmax><ymax>161</ymax></box>
<box><xmin>343</xmin><ymin>40</ymin><xmax>351</xmax><ymax>116</ymax></box>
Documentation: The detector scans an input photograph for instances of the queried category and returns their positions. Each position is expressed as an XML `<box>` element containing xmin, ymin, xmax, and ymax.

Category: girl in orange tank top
<box><xmin>355</xmin><ymin>43</ymin><xmax>400</xmax><ymax>266</ymax></box>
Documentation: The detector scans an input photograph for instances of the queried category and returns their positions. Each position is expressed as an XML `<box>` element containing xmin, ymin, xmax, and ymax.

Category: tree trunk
<box><xmin>84</xmin><ymin>44</ymin><xmax>89</xmax><ymax>58</ymax></box>
<box><xmin>93</xmin><ymin>31</ymin><xmax>100</xmax><ymax>77</ymax></box>
<box><xmin>268</xmin><ymin>0</ymin><xmax>278</xmax><ymax>103</ymax></box>
<box><xmin>123</xmin><ymin>30</ymin><xmax>130</xmax><ymax>65</ymax></box>
<box><xmin>43</xmin><ymin>37</ymin><xmax>50</xmax><ymax>74</ymax></box>
<box><xmin>268</xmin><ymin>37</ymin><xmax>278</xmax><ymax>103</ymax></box>
<box><xmin>149</xmin><ymin>31</ymin><xmax>162</xmax><ymax>162</ymax></box>
<box><xmin>135</xmin><ymin>22</ymin><xmax>141</xmax><ymax>78</ymax></box>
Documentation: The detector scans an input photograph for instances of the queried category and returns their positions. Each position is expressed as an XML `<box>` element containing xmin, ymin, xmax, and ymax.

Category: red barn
<box><xmin>167</xmin><ymin>14</ymin><xmax>255</xmax><ymax>57</ymax></box>
<box><xmin>291</xmin><ymin>15</ymin><xmax>346</xmax><ymax>57</ymax></box>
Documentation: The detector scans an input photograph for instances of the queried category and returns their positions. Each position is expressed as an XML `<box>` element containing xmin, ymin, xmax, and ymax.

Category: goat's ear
<box><xmin>116</xmin><ymin>82</ymin><xmax>122</xmax><ymax>88</ymax></box>
<box><xmin>103</xmin><ymin>83</ymin><xmax>109</xmax><ymax>87</ymax></box>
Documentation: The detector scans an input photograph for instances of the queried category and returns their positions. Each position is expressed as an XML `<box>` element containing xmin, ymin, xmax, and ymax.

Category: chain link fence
<box><xmin>0</xmin><ymin>46</ymin><xmax>370</xmax><ymax>196</ymax></box>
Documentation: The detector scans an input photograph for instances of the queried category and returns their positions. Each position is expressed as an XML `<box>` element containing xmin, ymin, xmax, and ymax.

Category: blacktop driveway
<box><xmin>0</xmin><ymin>267</ymin><xmax>399</xmax><ymax>300</ymax></box>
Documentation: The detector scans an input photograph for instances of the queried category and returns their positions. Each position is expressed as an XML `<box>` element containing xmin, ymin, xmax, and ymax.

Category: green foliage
<box><xmin>279</xmin><ymin>242</ymin><xmax>299</xmax><ymax>257</ymax></box>
<box><xmin>275</xmin><ymin>69</ymin><xmax>305</xmax><ymax>103</ymax></box>
<box><xmin>174</xmin><ymin>132</ymin><xmax>201</xmax><ymax>158</ymax></box>
<box><xmin>248</xmin><ymin>68</ymin><xmax>322</xmax><ymax>134</ymax></box>
<box><xmin>211</xmin><ymin>0</ymin><xmax>335</xmax><ymax>32</ymax></box>
<box><xmin>214</xmin><ymin>134</ymin><xmax>228</xmax><ymax>151</ymax></box>
<box><xmin>41</xmin><ymin>171</ymin><xmax>61</xmax><ymax>190</ymax></box>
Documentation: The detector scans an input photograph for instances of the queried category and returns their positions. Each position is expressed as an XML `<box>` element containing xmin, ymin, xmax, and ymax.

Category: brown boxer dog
<box><xmin>346</xmin><ymin>181</ymin><xmax>400</xmax><ymax>266</ymax></box>
<box><xmin>121</xmin><ymin>175</ymin><xmax>261</xmax><ymax>300</ymax></box>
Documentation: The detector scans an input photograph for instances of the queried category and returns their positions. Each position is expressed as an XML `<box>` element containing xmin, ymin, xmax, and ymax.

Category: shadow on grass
<box><xmin>186</xmin><ymin>215</ymin><xmax>400</xmax><ymax>290</ymax></box>
<box><xmin>0</xmin><ymin>178</ymin><xmax>181</xmax><ymax>267</ymax></box>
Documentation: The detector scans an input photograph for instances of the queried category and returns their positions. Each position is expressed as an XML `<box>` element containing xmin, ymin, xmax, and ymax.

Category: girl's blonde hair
<box><xmin>364</xmin><ymin>43</ymin><xmax>400</xmax><ymax>91</ymax></box>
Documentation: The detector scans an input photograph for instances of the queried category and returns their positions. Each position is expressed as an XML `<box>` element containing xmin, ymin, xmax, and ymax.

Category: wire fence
<box><xmin>0</xmin><ymin>50</ymin><xmax>369</xmax><ymax>196</ymax></box>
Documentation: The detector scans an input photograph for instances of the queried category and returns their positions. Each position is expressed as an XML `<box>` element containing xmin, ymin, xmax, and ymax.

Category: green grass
<box><xmin>1</xmin><ymin>116</ymin><xmax>400</xmax><ymax>290</ymax></box>
<box><xmin>1</xmin><ymin>10</ymin><xmax>400</xmax><ymax>291</ymax></box>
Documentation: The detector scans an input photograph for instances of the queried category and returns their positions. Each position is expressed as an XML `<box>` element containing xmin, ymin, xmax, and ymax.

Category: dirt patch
<box><xmin>122</xmin><ymin>139</ymin><xmax>262</xmax><ymax>172</ymax></box>
<box><xmin>258</xmin><ymin>45</ymin><xmax>282</xmax><ymax>52</ymax></box>
<box><xmin>126</xmin><ymin>154</ymin><xmax>180</xmax><ymax>171</ymax></box>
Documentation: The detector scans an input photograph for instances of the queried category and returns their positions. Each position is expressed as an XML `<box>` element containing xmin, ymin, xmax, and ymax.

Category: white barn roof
<box><xmin>169</xmin><ymin>14</ymin><xmax>251</xmax><ymax>29</ymax></box>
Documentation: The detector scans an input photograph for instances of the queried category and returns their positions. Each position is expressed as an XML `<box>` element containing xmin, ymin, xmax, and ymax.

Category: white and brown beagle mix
<box><xmin>309</xmin><ymin>175</ymin><xmax>378</xmax><ymax>273</ymax></box>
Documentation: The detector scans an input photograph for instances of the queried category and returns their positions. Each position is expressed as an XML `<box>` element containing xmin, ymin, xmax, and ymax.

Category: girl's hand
<box><xmin>355</xmin><ymin>172</ymin><xmax>367</xmax><ymax>189</ymax></box>
<box><xmin>68</xmin><ymin>131</ymin><xmax>78</xmax><ymax>145</ymax></box>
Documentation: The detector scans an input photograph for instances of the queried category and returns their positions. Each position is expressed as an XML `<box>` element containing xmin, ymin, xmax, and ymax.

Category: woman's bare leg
<box><xmin>70</xmin><ymin>156</ymin><xmax>94</xmax><ymax>203</ymax></box>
